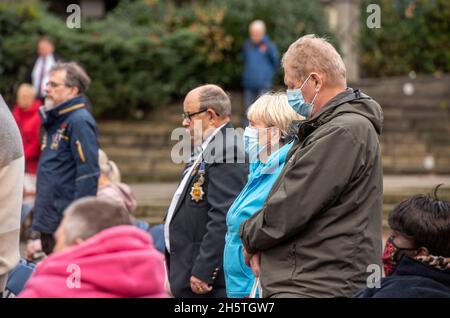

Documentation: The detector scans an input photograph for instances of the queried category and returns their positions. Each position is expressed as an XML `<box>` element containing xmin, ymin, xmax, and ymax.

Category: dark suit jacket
<box><xmin>166</xmin><ymin>122</ymin><xmax>248</xmax><ymax>298</ymax></box>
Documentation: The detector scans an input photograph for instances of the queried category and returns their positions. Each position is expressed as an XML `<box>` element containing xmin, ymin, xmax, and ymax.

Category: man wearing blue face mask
<box><xmin>286</xmin><ymin>73</ymin><xmax>319</xmax><ymax>118</ymax></box>
<box><xmin>239</xmin><ymin>34</ymin><xmax>384</xmax><ymax>298</ymax></box>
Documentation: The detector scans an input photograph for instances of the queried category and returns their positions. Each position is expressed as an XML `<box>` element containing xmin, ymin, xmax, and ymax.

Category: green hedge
<box><xmin>0</xmin><ymin>0</ymin><xmax>333</xmax><ymax>118</ymax></box>
<box><xmin>360</xmin><ymin>0</ymin><xmax>450</xmax><ymax>77</ymax></box>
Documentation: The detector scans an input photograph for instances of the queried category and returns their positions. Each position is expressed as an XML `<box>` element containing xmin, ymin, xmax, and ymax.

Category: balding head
<box><xmin>198</xmin><ymin>84</ymin><xmax>231</xmax><ymax>118</ymax></box>
<box><xmin>182</xmin><ymin>84</ymin><xmax>231</xmax><ymax>142</ymax></box>
<box><xmin>249</xmin><ymin>20</ymin><xmax>266</xmax><ymax>44</ymax></box>
<box><xmin>184</xmin><ymin>84</ymin><xmax>231</xmax><ymax>119</ymax></box>
<box><xmin>282</xmin><ymin>34</ymin><xmax>347</xmax><ymax>116</ymax></box>
<box><xmin>53</xmin><ymin>197</ymin><xmax>132</xmax><ymax>253</ymax></box>
<box><xmin>282</xmin><ymin>34</ymin><xmax>346</xmax><ymax>87</ymax></box>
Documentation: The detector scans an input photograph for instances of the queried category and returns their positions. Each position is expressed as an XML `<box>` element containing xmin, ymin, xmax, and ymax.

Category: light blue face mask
<box><xmin>286</xmin><ymin>74</ymin><xmax>319</xmax><ymax>118</ymax></box>
<box><xmin>243</xmin><ymin>126</ymin><xmax>268</xmax><ymax>163</ymax></box>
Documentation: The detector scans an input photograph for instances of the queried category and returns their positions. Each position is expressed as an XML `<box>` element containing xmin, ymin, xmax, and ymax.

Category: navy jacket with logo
<box><xmin>32</xmin><ymin>95</ymin><xmax>99</xmax><ymax>234</ymax></box>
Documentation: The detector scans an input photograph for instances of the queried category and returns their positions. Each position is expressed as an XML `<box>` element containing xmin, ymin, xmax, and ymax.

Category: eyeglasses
<box><xmin>182</xmin><ymin>108</ymin><xmax>208</xmax><ymax>121</ymax></box>
<box><xmin>182</xmin><ymin>108</ymin><xmax>222</xmax><ymax>121</ymax></box>
<box><xmin>45</xmin><ymin>81</ymin><xmax>68</xmax><ymax>88</ymax></box>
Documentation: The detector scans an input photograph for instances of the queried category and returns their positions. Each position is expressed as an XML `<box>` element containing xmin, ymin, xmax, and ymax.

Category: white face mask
<box><xmin>243</xmin><ymin>126</ymin><xmax>259</xmax><ymax>163</ymax></box>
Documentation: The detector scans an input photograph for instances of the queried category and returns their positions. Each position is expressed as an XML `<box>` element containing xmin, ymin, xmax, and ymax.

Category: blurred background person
<box><xmin>0</xmin><ymin>94</ymin><xmax>25</xmax><ymax>297</ymax></box>
<box><xmin>12</xmin><ymin>83</ymin><xmax>42</xmax><ymax>210</ymax></box>
<box><xmin>31</xmin><ymin>62</ymin><xmax>99</xmax><ymax>255</ymax></box>
<box><xmin>97</xmin><ymin>148</ymin><xmax>165</xmax><ymax>253</ymax></box>
<box><xmin>224</xmin><ymin>93</ymin><xmax>303</xmax><ymax>298</ymax></box>
<box><xmin>19</xmin><ymin>198</ymin><xmax>168</xmax><ymax>298</ymax></box>
<box><xmin>356</xmin><ymin>188</ymin><xmax>450</xmax><ymax>298</ymax></box>
<box><xmin>25</xmin><ymin>35</ymin><xmax>62</xmax><ymax>101</ymax></box>
<box><xmin>97</xmin><ymin>149</ymin><xmax>136</xmax><ymax>213</ymax></box>
<box><xmin>242</xmin><ymin>20</ymin><xmax>279</xmax><ymax>126</ymax></box>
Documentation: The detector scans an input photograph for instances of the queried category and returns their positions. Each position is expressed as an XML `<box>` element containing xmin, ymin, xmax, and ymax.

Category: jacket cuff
<box><xmin>239</xmin><ymin>220</ymin><xmax>258</xmax><ymax>255</ymax></box>
<box><xmin>191</xmin><ymin>264</ymin><xmax>220</xmax><ymax>286</ymax></box>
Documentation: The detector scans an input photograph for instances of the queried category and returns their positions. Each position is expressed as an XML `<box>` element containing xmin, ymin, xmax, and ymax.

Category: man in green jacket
<box><xmin>239</xmin><ymin>34</ymin><xmax>383</xmax><ymax>298</ymax></box>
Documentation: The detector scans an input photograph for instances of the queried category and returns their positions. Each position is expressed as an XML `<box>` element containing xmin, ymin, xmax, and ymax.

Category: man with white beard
<box><xmin>30</xmin><ymin>62</ymin><xmax>99</xmax><ymax>255</ymax></box>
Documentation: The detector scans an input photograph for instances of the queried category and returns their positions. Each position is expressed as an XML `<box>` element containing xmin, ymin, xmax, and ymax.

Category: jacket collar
<box><xmin>296</xmin><ymin>88</ymin><xmax>378</xmax><ymax>142</ymax></box>
<box><xmin>40</xmin><ymin>95</ymin><xmax>87</xmax><ymax>125</ymax></box>
<box><xmin>201</xmin><ymin>121</ymin><xmax>234</xmax><ymax>163</ymax></box>
<box><xmin>251</xmin><ymin>141</ymin><xmax>293</xmax><ymax>178</ymax></box>
<box><xmin>395</xmin><ymin>256</ymin><xmax>450</xmax><ymax>288</ymax></box>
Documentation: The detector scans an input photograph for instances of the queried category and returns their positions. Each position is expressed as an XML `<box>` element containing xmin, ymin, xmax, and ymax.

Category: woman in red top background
<box><xmin>13</xmin><ymin>83</ymin><xmax>42</xmax><ymax>209</ymax></box>
<box><xmin>12</xmin><ymin>83</ymin><xmax>42</xmax><ymax>175</ymax></box>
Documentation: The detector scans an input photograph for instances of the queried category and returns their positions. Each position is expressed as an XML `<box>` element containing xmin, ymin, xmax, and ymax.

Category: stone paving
<box><xmin>130</xmin><ymin>174</ymin><xmax>450</xmax><ymax>206</ymax></box>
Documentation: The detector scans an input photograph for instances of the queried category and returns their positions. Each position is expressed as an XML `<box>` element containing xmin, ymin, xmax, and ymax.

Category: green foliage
<box><xmin>360</xmin><ymin>0</ymin><xmax>450</xmax><ymax>77</ymax></box>
<box><xmin>0</xmin><ymin>0</ymin><xmax>334</xmax><ymax>118</ymax></box>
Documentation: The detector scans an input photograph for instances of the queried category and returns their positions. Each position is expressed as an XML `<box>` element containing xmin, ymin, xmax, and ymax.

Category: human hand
<box><xmin>249</xmin><ymin>252</ymin><xmax>261</xmax><ymax>277</ymax></box>
<box><xmin>190</xmin><ymin>276</ymin><xmax>213</xmax><ymax>295</ymax></box>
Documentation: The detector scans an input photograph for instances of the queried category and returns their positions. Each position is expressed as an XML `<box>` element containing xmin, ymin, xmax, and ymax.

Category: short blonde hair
<box><xmin>282</xmin><ymin>34</ymin><xmax>346</xmax><ymax>87</ymax></box>
<box><xmin>247</xmin><ymin>92</ymin><xmax>304</xmax><ymax>137</ymax></box>
<box><xmin>99</xmin><ymin>149</ymin><xmax>121</xmax><ymax>183</ymax></box>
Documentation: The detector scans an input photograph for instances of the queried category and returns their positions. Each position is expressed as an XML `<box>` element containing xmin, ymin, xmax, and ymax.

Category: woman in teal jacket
<box><xmin>224</xmin><ymin>93</ymin><xmax>303</xmax><ymax>298</ymax></box>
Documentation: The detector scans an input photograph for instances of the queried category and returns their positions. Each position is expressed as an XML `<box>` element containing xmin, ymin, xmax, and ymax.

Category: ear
<box><xmin>207</xmin><ymin>108</ymin><xmax>217</xmax><ymax>121</ymax></box>
<box><xmin>70</xmin><ymin>86</ymin><xmax>80</xmax><ymax>97</ymax></box>
<box><xmin>310</xmin><ymin>72</ymin><xmax>323</xmax><ymax>91</ymax></box>
<box><xmin>75</xmin><ymin>238</ymin><xmax>85</xmax><ymax>246</ymax></box>
<box><xmin>416</xmin><ymin>246</ymin><xmax>430</xmax><ymax>257</ymax></box>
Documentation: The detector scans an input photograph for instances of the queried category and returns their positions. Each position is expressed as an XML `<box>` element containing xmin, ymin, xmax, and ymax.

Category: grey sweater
<box><xmin>0</xmin><ymin>94</ymin><xmax>24</xmax><ymax>285</ymax></box>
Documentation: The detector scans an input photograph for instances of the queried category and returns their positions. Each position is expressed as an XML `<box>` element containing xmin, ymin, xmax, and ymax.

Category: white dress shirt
<box><xmin>32</xmin><ymin>54</ymin><xmax>56</xmax><ymax>98</ymax></box>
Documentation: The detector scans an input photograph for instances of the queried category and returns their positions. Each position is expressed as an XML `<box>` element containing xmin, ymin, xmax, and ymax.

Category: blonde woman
<box><xmin>224</xmin><ymin>93</ymin><xmax>303</xmax><ymax>298</ymax></box>
<box><xmin>97</xmin><ymin>149</ymin><xmax>136</xmax><ymax>213</ymax></box>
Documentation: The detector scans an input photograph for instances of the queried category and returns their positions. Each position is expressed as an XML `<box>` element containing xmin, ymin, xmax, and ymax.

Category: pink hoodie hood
<box><xmin>97</xmin><ymin>183</ymin><xmax>137</xmax><ymax>213</ymax></box>
<box><xmin>19</xmin><ymin>225</ymin><xmax>168</xmax><ymax>298</ymax></box>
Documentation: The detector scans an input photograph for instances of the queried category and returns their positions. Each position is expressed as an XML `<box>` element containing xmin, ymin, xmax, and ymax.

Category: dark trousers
<box><xmin>41</xmin><ymin>232</ymin><xmax>56</xmax><ymax>255</ymax></box>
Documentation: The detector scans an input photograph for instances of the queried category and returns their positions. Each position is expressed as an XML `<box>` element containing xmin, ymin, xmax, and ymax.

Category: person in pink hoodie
<box><xmin>19</xmin><ymin>197</ymin><xmax>168</xmax><ymax>298</ymax></box>
<box><xmin>96</xmin><ymin>149</ymin><xmax>166</xmax><ymax>254</ymax></box>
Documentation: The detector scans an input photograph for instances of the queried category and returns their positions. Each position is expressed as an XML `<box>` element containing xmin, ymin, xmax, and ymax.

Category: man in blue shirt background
<box><xmin>242</xmin><ymin>20</ymin><xmax>279</xmax><ymax>126</ymax></box>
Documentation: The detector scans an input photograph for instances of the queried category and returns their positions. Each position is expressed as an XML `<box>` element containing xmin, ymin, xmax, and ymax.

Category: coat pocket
<box><xmin>224</xmin><ymin>242</ymin><xmax>254</xmax><ymax>297</ymax></box>
<box><xmin>225</xmin><ymin>242</ymin><xmax>254</xmax><ymax>280</ymax></box>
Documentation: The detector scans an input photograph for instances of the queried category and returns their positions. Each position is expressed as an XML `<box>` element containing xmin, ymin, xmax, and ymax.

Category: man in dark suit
<box><xmin>24</xmin><ymin>36</ymin><xmax>62</xmax><ymax>100</ymax></box>
<box><xmin>164</xmin><ymin>84</ymin><xmax>247</xmax><ymax>298</ymax></box>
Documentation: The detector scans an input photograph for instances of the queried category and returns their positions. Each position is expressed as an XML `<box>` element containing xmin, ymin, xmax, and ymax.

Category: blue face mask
<box><xmin>243</xmin><ymin>126</ymin><xmax>268</xmax><ymax>163</ymax></box>
<box><xmin>286</xmin><ymin>74</ymin><xmax>319</xmax><ymax>118</ymax></box>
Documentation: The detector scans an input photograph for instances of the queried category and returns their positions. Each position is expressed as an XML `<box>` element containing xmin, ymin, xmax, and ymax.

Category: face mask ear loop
<box><xmin>299</xmin><ymin>73</ymin><xmax>312</xmax><ymax>91</ymax></box>
<box><xmin>309</xmin><ymin>90</ymin><xmax>320</xmax><ymax>114</ymax></box>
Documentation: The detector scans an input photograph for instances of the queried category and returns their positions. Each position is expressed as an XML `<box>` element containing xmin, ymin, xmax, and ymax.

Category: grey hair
<box><xmin>199</xmin><ymin>85</ymin><xmax>232</xmax><ymax>117</ymax></box>
<box><xmin>62</xmin><ymin>197</ymin><xmax>132</xmax><ymax>245</ymax></box>
<box><xmin>282</xmin><ymin>34</ymin><xmax>346</xmax><ymax>87</ymax></box>
<box><xmin>50</xmin><ymin>62</ymin><xmax>91</xmax><ymax>94</ymax></box>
